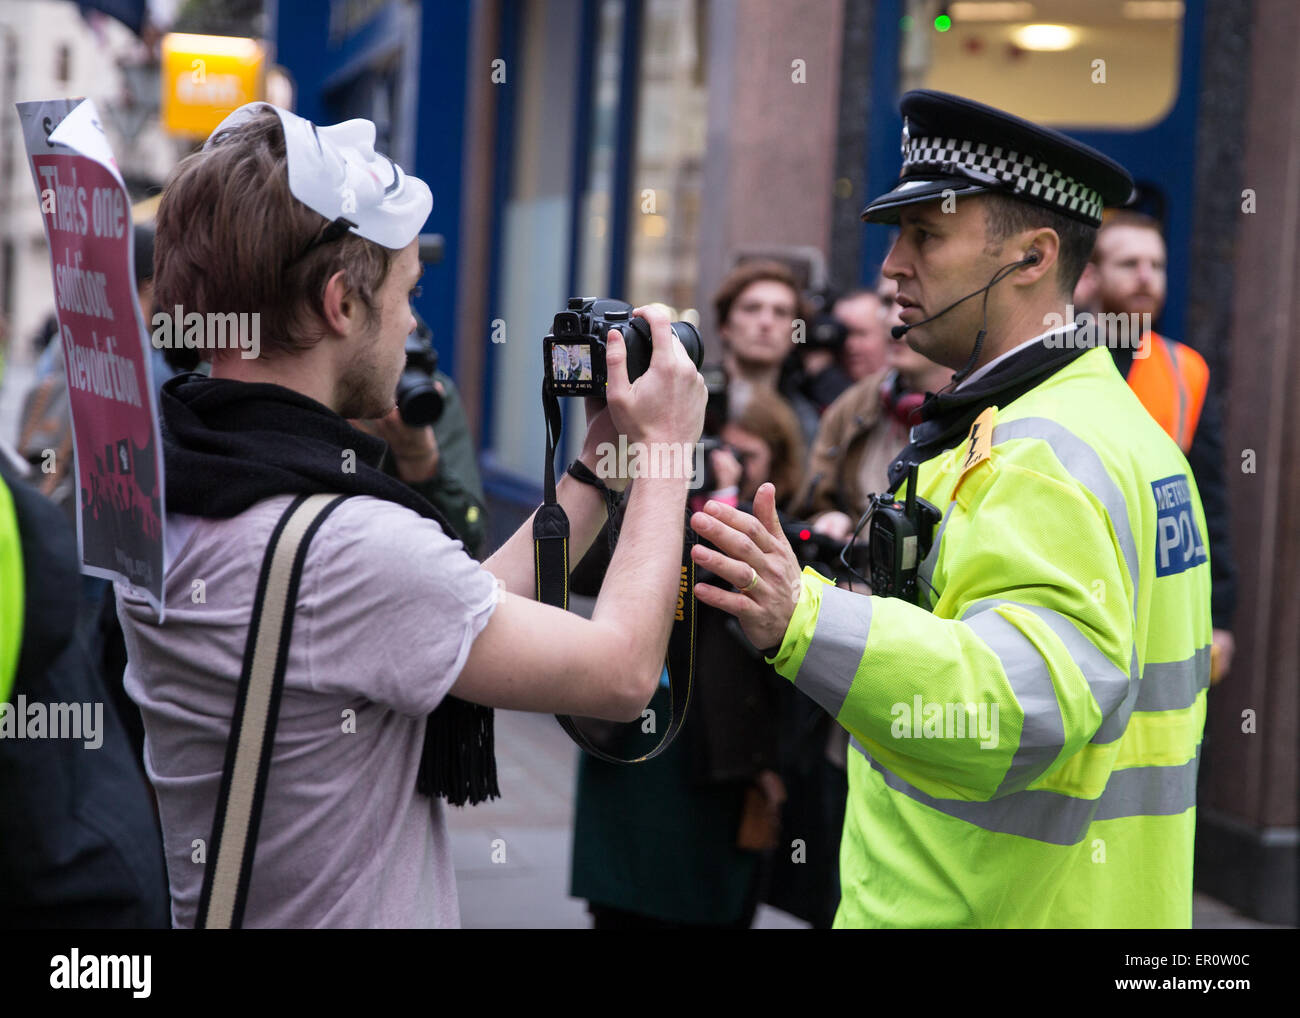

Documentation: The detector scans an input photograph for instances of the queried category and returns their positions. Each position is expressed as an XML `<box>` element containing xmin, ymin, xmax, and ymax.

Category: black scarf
<box><xmin>160</xmin><ymin>372</ymin><xmax>498</xmax><ymax>806</ymax></box>
<box><xmin>887</xmin><ymin>333</ymin><xmax>1089</xmax><ymax>491</ymax></box>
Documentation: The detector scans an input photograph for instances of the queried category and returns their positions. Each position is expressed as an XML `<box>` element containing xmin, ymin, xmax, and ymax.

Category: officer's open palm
<box><xmin>690</xmin><ymin>482</ymin><xmax>803</xmax><ymax>650</ymax></box>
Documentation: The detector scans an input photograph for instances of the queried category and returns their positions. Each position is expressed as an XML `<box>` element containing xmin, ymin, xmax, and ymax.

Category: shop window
<box><xmin>623</xmin><ymin>0</ymin><xmax>708</xmax><ymax>322</ymax></box>
<box><xmin>901</xmin><ymin>0</ymin><xmax>1183</xmax><ymax>128</ymax></box>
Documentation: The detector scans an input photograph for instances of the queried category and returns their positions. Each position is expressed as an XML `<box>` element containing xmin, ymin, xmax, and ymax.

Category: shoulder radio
<box><xmin>843</xmin><ymin>462</ymin><xmax>942</xmax><ymax>605</ymax></box>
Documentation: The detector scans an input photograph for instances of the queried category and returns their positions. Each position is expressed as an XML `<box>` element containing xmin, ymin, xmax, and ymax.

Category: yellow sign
<box><xmin>954</xmin><ymin>405</ymin><xmax>996</xmax><ymax>495</ymax></box>
<box><xmin>160</xmin><ymin>33</ymin><xmax>266</xmax><ymax>138</ymax></box>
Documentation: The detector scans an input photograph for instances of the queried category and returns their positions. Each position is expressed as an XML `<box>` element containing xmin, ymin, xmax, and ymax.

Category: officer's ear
<box><xmin>1011</xmin><ymin>228</ymin><xmax>1060</xmax><ymax>289</ymax></box>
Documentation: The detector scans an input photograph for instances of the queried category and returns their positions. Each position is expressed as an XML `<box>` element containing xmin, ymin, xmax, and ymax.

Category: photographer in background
<box><xmin>359</xmin><ymin>304</ymin><xmax>490</xmax><ymax>558</ymax></box>
<box><xmin>421</xmin><ymin>369</ymin><xmax>488</xmax><ymax>558</ymax></box>
<box><xmin>782</xmin><ymin>289</ymin><xmax>853</xmax><ymax>420</ymax></box>
<box><xmin>834</xmin><ymin>288</ymin><xmax>890</xmax><ymax>384</ymax></box>
<box><xmin>797</xmin><ymin>277</ymin><xmax>950</xmax><ymax>541</ymax></box>
<box><xmin>117</xmin><ymin>103</ymin><xmax>705</xmax><ymax>928</ymax></box>
<box><xmin>360</xmin><ymin>369</ymin><xmax>488</xmax><ymax>559</ymax></box>
<box><xmin>780</xmin><ymin>285</ymin><xmax>894</xmax><ymax>439</ymax></box>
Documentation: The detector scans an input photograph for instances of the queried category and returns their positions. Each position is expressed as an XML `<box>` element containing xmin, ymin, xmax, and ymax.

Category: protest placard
<box><xmin>17</xmin><ymin>97</ymin><xmax>165</xmax><ymax>614</ymax></box>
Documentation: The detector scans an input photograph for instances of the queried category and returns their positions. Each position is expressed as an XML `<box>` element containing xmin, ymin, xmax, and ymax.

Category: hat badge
<box><xmin>900</xmin><ymin>117</ymin><xmax>911</xmax><ymax>161</ymax></box>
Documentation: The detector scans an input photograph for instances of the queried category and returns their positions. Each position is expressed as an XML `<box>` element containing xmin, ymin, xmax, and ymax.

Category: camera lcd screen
<box><xmin>551</xmin><ymin>343</ymin><xmax>593</xmax><ymax>382</ymax></box>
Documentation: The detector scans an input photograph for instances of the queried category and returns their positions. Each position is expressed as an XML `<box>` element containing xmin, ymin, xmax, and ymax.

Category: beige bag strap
<box><xmin>195</xmin><ymin>493</ymin><xmax>348</xmax><ymax>929</ymax></box>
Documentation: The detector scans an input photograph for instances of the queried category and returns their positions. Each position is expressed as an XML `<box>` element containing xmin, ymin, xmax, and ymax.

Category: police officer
<box><xmin>689</xmin><ymin>90</ymin><xmax>1212</xmax><ymax>928</ymax></box>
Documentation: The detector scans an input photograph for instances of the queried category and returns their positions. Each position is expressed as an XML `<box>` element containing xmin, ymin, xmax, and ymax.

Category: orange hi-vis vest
<box><xmin>1126</xmin><ymin>332</ymin><xmax>1210</xmax><ymax>453</ymax></box>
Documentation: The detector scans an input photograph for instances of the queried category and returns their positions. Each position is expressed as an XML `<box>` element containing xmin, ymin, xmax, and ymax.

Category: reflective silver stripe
<box><xmin>917</xmin><ymin>501</ymin><xmax>955</xmax><ymax>598</ymax></box>
<box><xmin>990</xmin><ymin>417</ymin><xmax>1142</xmax><ymax>740</ymax></box>
<box><xmin>1092</xmin><ymin>642</ymin><xmax>1141</xmax><ymax>744</ymax></box>
<box><xmin>962</xmin><ymin>599</ymin><xmax>1131</xmax><ymax>746</ymax></box>
<box><xmin>1137</xmin><ymin>646</ymin><xmax>1212</xmax><ymax>712</ymax></box>
<box><xmin>991</xmin><ymin>417</ymin><xmax>1139</xmax><ymax>595</ymax></box>
<box><xmin>1094</xmin><ymin>757</ymin><xmax>1201</xmax><ymax>822</ymax></box>
<box><xmin>794</xmin><ymin>583</ymin><xmax>872</xmax><ymax>720</ymax></box>
<box><xmin>849</xmin><ymin>737</ymin><xmax>1199</xmax><ymax>845</ymax></box>
<box><xmin>1159</xmin><ymin>335</ymin><xmax>1190</xmax><ymax>451</ymax></box>
<box><xmin>963</xmin><ymin>605</ymin><xmax>1064</xmax><ymax>795</ymax></box>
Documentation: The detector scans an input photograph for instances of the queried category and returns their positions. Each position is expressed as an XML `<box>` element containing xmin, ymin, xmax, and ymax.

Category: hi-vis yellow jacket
<box><xmin>1</xmin><ymin>474</ymin><xmax>22</xmax><ymax>703</ymax></box>
<box><xmin>770</xmin><ymin>346</ymin><xmax>1213</xmax><ymax>928</ymax></box>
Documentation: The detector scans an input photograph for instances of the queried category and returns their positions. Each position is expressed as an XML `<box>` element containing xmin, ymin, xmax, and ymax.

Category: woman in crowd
<box><xmin>568</xmin><ymin>387</ymin><xmax>807</xmax><ymax>928</ymax></box>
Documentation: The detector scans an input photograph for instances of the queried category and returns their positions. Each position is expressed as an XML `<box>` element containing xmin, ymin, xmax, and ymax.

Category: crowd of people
<box><xmin>0</xmin><ymin>89</ymin><xmax>1233</xmax><ymax>929</ymax></box>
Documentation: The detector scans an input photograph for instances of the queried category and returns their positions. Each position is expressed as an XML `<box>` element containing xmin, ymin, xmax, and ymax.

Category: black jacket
<box><xmin>0</xmin><ymin>458</ymin><xmax>169</xmax><ymax>928</ymax></box>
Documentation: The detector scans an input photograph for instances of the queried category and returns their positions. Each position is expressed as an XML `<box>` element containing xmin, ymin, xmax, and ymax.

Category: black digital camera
<box><xmin>396</xmin><ymin>310</ymin><xmax>444</xmax><ymax>427</ymax></box>
<box><xmin>805</xmin><ymin>288</ymin><xmax>848</xmax><ymax>351</ymax></box>
<box><xmin>694</xmin><ymin>367</ymin><xmax>730</xmax><ymax>491</ymax></box>
<box><xmin>784</xmin><ymin>521</ymin><xmax>856</xmax><ymax>584</ymax></box>
<box><xmin>544</xmin><ymin>297</ymin><xmax>703</xmax><ymax>397</ymax></box>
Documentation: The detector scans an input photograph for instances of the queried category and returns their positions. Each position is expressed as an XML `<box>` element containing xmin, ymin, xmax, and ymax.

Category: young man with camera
<box><xmin>115</xmin><ymin>103</ymin><xmax>705</xmax><ymax>928</ymax></box>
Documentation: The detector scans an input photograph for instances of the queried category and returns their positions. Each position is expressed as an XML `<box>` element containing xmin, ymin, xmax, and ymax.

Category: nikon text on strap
<box><xmin>195</xmin><ymin>493</ymin><xmax>349</xmax><ymax>929</ymax></box>
<box><xmin>533</xmin><ymin>383</ymin><xmax>696</xmax><ymax>765</ymax></box>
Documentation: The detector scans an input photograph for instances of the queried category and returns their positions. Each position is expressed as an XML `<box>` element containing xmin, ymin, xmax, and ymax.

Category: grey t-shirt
<box><xmin>116</xmin><ymin>494</ymin><xmax>499</xmax><ymax>928</ymax></box>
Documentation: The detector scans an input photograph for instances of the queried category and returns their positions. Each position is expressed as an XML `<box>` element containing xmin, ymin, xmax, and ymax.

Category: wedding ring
<box><xmin>742</xmin><ymin>568</ymin><xmax>760</xmax><ymax>593</ymax></box>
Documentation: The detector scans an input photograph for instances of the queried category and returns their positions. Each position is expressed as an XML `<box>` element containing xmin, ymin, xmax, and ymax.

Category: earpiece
<box><xmin>1024</xmin><ymin>249</ymin><xmax>1041</xmax><ymax>265</ymax></box>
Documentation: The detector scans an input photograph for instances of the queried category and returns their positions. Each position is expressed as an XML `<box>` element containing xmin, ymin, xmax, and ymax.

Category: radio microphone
<box><xmin>890</xmin><ymin>250</ymin><xmax>1040</xmax><ymax>340</ymax></box>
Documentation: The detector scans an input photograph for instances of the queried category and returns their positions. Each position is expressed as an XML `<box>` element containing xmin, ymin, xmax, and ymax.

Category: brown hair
<box><xmin>980</xmin><ymin>192</ymin><xmax>1097</xmax><ymax>297</ymax></box>
<box><xmin>713</xmin><ymin>258</ymin><xmax>810</xmax><ymax>332</ymax></box>
<box><xmin>152</xmin><ymin>105</ymin><xmax>395</xmax><ymax>360</ymax></box>
<box><xmin>731</xmin><ymin>394</ymin><xmax>806</xmax><ymax>510</ymax></box>
<box><xmin>1090</xmin><ymin>209</ymin><xmax>1164</xmax><ymax>263</ymax></box>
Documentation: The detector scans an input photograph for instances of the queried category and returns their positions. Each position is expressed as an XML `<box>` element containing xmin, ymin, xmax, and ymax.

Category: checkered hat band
<box><xmin>904</xmin><ymin>135</ymin><xmax>1104</xmax><ymax>224</ymax></box>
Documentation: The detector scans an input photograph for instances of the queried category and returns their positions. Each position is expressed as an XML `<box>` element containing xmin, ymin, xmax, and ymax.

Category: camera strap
<box><xmin>534</xmin><ymin>385</ymin><xmax>697</xmax><ymax>764</ymax></box>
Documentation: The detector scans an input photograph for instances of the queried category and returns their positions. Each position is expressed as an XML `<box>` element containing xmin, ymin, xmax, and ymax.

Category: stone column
<box><xmin>1195</xmin><ymin>0</ymin><xmax>1300</xmax><ymax>926</ymax></box>
<box><xmin>695</xmin><ymin>0</ymin><xmax>845</xmax><ymax>353</ymax></box>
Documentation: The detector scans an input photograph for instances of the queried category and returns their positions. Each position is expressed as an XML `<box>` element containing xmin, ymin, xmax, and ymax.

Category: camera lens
<box><xmin>396</xmin><ymin>330</ymin><xmax>444</xmax><ymax>426</ymax></box>
<box><xmin>670</xmin><ymin>322</ymin><xmax>703</xmax><ymax>369</ymax></box>
<box><xmin>397</xmin><ymin>370</ymin><xmax>444</xmax><ymax>427</ymax></box>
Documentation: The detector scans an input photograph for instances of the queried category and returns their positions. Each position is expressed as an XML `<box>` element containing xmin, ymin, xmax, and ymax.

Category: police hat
<box><xmin>861</xmin><ymin>90</ymin><xmax>1133</xmax><ymax>228</ymax></box>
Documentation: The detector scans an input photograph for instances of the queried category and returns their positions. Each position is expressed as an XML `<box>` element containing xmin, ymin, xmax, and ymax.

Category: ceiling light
<box><xmin>1011</xmin><ymin>24</ymin><xmax>1079</xmax><ymax>51</ymax></box>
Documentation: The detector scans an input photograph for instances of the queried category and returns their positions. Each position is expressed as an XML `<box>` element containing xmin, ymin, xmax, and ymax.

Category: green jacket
<box><xmin>770</xmin><ymin>346</ymin><xmax>1212</xmax><ymax>928</ymax></box>
<box><xmin>397</xmin><ymin>371</ymin><xmax>488</xmax><ymax>558</ymax></box>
